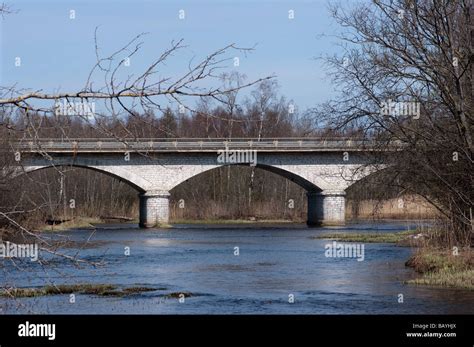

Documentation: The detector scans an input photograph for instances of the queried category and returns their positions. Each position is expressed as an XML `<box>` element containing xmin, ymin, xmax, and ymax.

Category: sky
<box><xmin>0</xmin><ymin>0</ymin><xmax>344</xmax><ymax>112</ymax></box>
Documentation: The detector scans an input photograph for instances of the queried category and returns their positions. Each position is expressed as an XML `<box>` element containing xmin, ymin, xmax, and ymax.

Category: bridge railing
<box><xmin>10</xmin><ymin>137</ymin><xmax>399</xmax><ymax>152</ymax></box>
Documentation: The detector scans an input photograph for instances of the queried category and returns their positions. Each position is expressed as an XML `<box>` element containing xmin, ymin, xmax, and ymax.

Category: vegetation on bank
<box><xmin>405</xmin><ymin>249</ymin><xmax>474</xmax><ymax>290</ymax></box>
<box><xmin>171</xmin><ymin>218</ymin><xmax>296</xmax><ymax>225</ymax></box>
<box><xmin>38</xmin><ymin>216</ymin><xmax>426</xmax><ymax>232</ymax></box>
<box><xmin>0</xmin><ymin>284</ymin><xmax>160</xmax><ymax>298</ymax></box>
<box><xmin>311</xmin><ymin>230</ymin><xmax>417</xmax><ymax>243</ymax></box>
<box><xmin>41</xmin><ymin>217</ymin><xmax>104</xmax><ymax>231</ymax></box>
<box><xmin>0</xmin><ymin>284</ymin><xmax>198</xmax><ymax>300</ymax></box>
<box><xmin>35</xmin><ymin>217</ymin><xmax>298</xmax><ymax>231</ymax></box>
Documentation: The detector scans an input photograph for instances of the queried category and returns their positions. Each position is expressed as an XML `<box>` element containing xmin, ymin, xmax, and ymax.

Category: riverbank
<box><xmin>171</xmin><ymin>218</ymin><xmax>296</xmax><ymax>225</ymax></box>
<box><xmin>0</xmin><ymin>284</ymin><xmax>192</xmax><ymax>299</ymax></box>
<box><xmin>405</xmin><ymin>248</ymin><xmax>474</xmax><ymax>290</ymax></box>
<box><xmin>41</xmin><ymin>217</ymin><xmax>104</xmax><ymax>231</ymax></box>
<box><xmin>37</xmin><ymin>217</ymin><xmax>297</xmax><ymax>231</ymax></box>
<box><xmin>39</xmin><ymin>216</ymin><xmax>144</xmax><ymax>232</ymax></box>
<box><xmin>346</xmin><ymin>195</ymin><xmax>437</xmax><ymax>220</ymax></box>
<box><xmin>314</xmin><ymin>230</ymin><xmax>473</xmax><ymax>290</ymax></box>
<box><xmin>310</xmin><ymin>230</ymin><xmax>418</xmax><ymax>243</ymax></box>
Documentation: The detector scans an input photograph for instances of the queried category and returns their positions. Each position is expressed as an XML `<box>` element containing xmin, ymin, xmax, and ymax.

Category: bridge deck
<box><xmin>12</xmin><ymin>138</ymin><xmax>391</xmax><ymax>153</ymax></box>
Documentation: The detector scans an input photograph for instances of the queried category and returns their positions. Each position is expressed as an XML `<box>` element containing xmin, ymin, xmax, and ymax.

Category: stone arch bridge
<box><xmin>12</xmin><ymin>138</ymin><xmax>383</xmax><ymax>227</ymax></box>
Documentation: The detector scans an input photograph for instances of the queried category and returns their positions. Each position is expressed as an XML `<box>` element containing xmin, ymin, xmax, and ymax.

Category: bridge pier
<box><xmin>307</xmin><ymin>190</ymin><xmax>345</xmax><ymax>226</ymax></box>
<box><xmin>138</xmin><ymin>191</ymin><xmax>170</xmax><ymax>228</ymax></box>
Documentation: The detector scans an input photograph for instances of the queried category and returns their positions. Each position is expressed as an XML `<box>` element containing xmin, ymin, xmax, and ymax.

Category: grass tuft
<box><xmin>0</xmin><ymin>284</ymin><xmax>159</xmax><ymax>298</ymax></box>
<box><xmin>310</xmin><ymin>230</ymin><xmax>416</xmax><ymax>243</ymax></box>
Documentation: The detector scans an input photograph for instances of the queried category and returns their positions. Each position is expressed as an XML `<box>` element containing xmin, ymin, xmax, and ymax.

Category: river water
<box><xmin>1</xmin><ymin>221</ymin><xmax>473</xmax><ymax>314</ymax></box>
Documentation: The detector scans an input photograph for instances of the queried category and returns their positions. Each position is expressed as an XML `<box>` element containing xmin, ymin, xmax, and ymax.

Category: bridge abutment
<box><xmin>138</xmin><ymin>191</ymin><xmax>170</xmax><ymax>228</ymax></box>
<box><xmin>307</xmin><ymin>190</ymin><xmax>345</xmax><ymax>226</ymax></box>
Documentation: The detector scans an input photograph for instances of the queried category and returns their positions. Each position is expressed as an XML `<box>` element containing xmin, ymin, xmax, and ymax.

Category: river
<box><xmin>1</xmin><ymin>221</ymin><xmax>473</xmax><ymax>314</ymax></box>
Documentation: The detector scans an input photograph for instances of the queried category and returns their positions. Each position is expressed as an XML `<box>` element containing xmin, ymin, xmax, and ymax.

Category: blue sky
<box><xmin>1</xmin><ymin>0</ymin><xmax>343</xmax><ymax>111</ymax></box>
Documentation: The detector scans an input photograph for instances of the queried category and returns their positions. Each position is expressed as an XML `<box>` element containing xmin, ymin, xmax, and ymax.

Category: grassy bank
<box><xmin>346</xmin><ymin>195</ymin><xmax>437</xmax><ymax>220</ymax></box>
<box><xmin>0</xmin><ymin>284</ymin><xmax>158</xmax><ymax>298</ymax></box>
<box><xmin>405</xmin><ymin>249</ymin><xmax>474</xmax><ymax>290</ymax></box>
<box><xmin>0</xmin><ymin>284</ymin><xmax>197</xmax><ymax>299</ymax></box>
<box><xmin>41</xmin><ymin>217</ymin><xmax>103</xmax><ymax>231</ymax></box>
<box><xmin>171</xmin><ymin>218</ymin><xmax>296</xmax><ymax>225</ymax></box>
<box><xmin>311</xmin><ymin>230</ymin><xmax>417</xmax><ymax>243</ymax></box>
<box><xmin>38</xmin><ymin>217</ymin><xmax>295</xmax><ymax>231</ymax></box>
<box><xmin>40</xmin><ymin>216</ymin><xmax>139</xmax><ymax>232</ymax></box>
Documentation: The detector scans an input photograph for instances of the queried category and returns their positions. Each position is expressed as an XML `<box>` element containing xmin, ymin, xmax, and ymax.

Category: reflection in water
<box><xmin>1</xmin><ymin>221</ymin><xmax>473</xmax><ymax>314</ymax></box>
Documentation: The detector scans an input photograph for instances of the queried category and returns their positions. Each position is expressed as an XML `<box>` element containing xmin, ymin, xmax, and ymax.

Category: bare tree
<box><xmin>315</xmin><ymin>0</ymin><xmax>473</xmax><ymax>245</ymax></box>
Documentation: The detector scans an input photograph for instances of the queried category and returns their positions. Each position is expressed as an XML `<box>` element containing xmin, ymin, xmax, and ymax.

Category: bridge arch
<box><xmin>170</xmin><ymin>163</ymin><xmax>323</xmax><ymax>193</ymax></box>
<box><xmin>16</xmin><ymin>157</ymin><xmax>152</xmax><ymax>193</ymax></box>
<box><xmin>168</xmin><ymin>162</ymin><xmax>346</xmax><ymax>227</ymax></box>
<box><xmin>15</xmin><ymin>158</ymin><xmax>162</xmax><ymax>228</ymax></box>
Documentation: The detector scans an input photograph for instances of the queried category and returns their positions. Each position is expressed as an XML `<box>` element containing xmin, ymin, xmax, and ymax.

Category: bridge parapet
<box><xmin>10</xmin><ymin>138</ymin><xmax>395</xmax><ymax>153</ymax></box>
